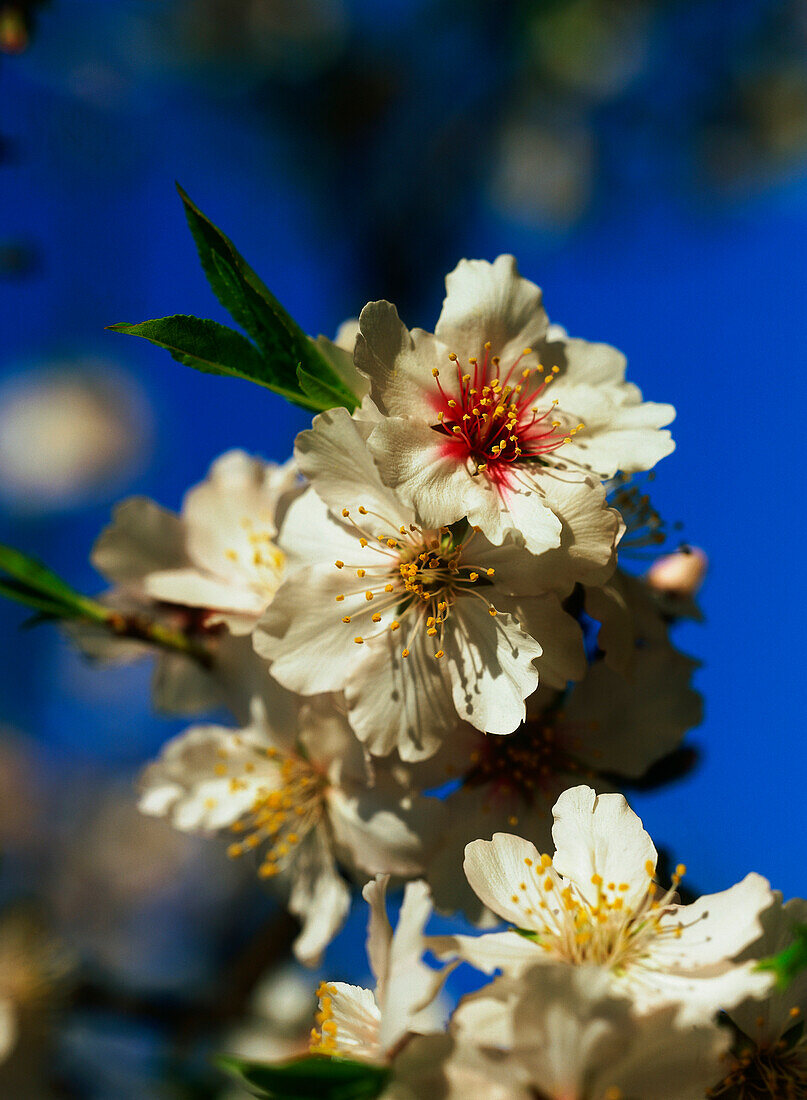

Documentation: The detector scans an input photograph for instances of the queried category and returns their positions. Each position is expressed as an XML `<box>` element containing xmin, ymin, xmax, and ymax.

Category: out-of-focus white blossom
<box><xmin>0</xmin><ymin>362</ymin><xmax>149</xmax><ymax>512</ymax></box>
<box><xmin>138</xmin><ymin>698</ymin><xmax>436</xmax><ymax>965</ymax></box>
<box><xmin>434</xmin><ymin>963</ymin><xmax>729</xmax><ymax>1100</ymax></box>
<box><xmin>93</xmin><ymin>449</ymin><xmax>297</xmax><ymax>635</ymax></box>
<box><xmin>711</xmin><ymin>894</ymin><xmax>807</xmax><ymax>1097</ymax></box>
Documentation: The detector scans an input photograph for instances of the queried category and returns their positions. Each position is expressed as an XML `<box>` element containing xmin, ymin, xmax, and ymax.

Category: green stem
<box><xmin>101</xmin><ymin>607</ymin><xmax>214</xmax><ymax>668</ymax></box>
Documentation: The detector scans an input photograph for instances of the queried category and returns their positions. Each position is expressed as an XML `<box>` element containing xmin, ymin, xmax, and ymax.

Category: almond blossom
<box><xmin>93</xmin><ymin>449</ymin><xmax>297</xmax><ymax>636</ymax></box>
<box><xmin>354</xmin><ymin>255</ymin><xmax>672</xmax><ymax>557</ymax></box>
<box><xmin>137</xmin><ymin>698</ymin><xmax>436</xmax><ymax>965</ymax></box>
<box><xmin>433</xmin><ymin>785</ymin><xmax>773</xmax><ymax>1023</ymax></box>
<box><xmin>254</xmin><ymin>405</ymin><xmax>608</xmax><ymax>760</ymax></box>
<box><xmin>709</xmin><ymin>894</ymin><xmax>807</xmax><ymax>1098</ymax></box>
<box><xmin>309</xmin><ymin>875</ymin><xmax>450</xmax><ymax>1062</ymax></box>
<box><xmin>434</xmin><ymin>963</ymin><xmax>730</xmax><ymax>1100</ymax></box>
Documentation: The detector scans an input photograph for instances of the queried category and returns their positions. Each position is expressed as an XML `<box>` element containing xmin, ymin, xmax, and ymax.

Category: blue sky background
<box><xmin>0</xmin><ymin>0</ymin><xmax>806</xmax><ymax>1088</ymax></box>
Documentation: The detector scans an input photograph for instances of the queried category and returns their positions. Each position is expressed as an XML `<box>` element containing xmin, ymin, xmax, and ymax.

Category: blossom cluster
<box><xmin>73</xmin><ymin>256</ymin><xmax>803</xmax><ymax>1097</ymax></box>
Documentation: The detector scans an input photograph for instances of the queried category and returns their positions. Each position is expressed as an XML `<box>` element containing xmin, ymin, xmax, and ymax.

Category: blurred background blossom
<box><xmin>1</xmin><ymin>0</ymin><xmax>807</xmax><ymax>1095</ymax></box>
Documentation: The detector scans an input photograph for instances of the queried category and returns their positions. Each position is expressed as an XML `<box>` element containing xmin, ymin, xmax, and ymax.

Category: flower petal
<box><xmin>550</xmin><ymin>786</ymin><xmax>657</xmax><ymax>911</ymax></box>
<box><xmin>435</xmin><ymin>256</ymin><xmax>549</xmax><ymax>365</ymax></box>
<box><xmin>447</xmin><ymin>604</ymin><xmax>542</xmax><ymax>735</ymax></box>
<box><xmin>463</xmin><ymin>834</ymin><xmax>548</xmax><ymax>931</ymax></box>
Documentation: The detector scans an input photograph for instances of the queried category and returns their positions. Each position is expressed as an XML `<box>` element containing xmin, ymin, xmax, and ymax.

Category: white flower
<box><xmin>712</xmin><ymin>894</ymin><xmax>807</xmax><ymax>1097</ymax></box>
<box><xmin>438</xmin><ymin>963</ymin><xmax>730</xmax><ymax>1100</ymax></box>
<box><xmin>138</xmin><ymin>698</ymin><xmax>434</xmax><ymax>965</ymax></box>
<box><xmin>254</xmin><ymin>405</ymin><xmax>594</xmax><ymax>760</ymax></box>
<box><xmin>310</xmin><ymin>875</ymin><xmax>450</xmax><ymax>1063</ymax></box>
<box><xmin>354</xmin><ymin>255</ymin><xmax>670</xmax><ymax>557</ymax></box>
<box><xmin>93</xmin><ymin>449</ymin><xmax>297</xmax><ymax>635</ymax></box>
<box><xmin>433</xmin><ymin>785</ymin><xmax>773</xmax><ymax>1022</ymax></box>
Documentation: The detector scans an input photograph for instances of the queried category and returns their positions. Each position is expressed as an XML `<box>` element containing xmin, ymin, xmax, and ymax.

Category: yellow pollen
<box><xmin>432</xmin><ymin>367</ymin><xmax>439</xmax><ymax>377</ymax></box>
<box><xmin>486</xmin><ymin>568</ymin><xmax>495</xmax><ymax>576</ymax></box>
<box><xmin>401</xmin><ymin>648</ymin><xmax>410</xmax><ymax>658</ymax></box>
<box><xmin>372</xmin><ymin>614</ymin><xmax>381</xmax><ymax>623</ymax></box>
<box><xmin>358</xmin><ymin>506</ymin><xmax>367</xmax><ymax>514</ymax></box>
<box><xmin>335</xmin><ymin>594</ymin><xmax>345</xmax><ymax>602</ymax></box>
<box><xmin>365</xmin><ymin>591</ymin><xmax>374</xmax><ymax>601</ymax></box>
<box><xmin>488</xmin><ymin>606</ymin><xmax>497</xmax><ymax>616</ymax></box>
<box><xmin>357</xmin><ymin>568</ymin><xmax>366</xmax><ymax>578</ymax></box>
<box><xmin>434</xmin><ymin>650</ymin><xmax>445</xmax><ymax>659</ymax></box>
<box><xmin>354</xmin><ymin>637</ymin><xmax>364</xmax><ymax>644</ymax></box>
<box><xmin>341</xmin><ymin>616</ymin><xmax>351</xmax><ymax>623</ymax></box>
<box><xmin>342</xmin><ymin>508</ymin><xmax>349</xmax><ymax>517</ymax></box>
<box><xmin>359</xmin><ymin>538</ymin><xmax>368</xmax><ymax>547</ymax></box>
<box><xmin>469</xmin><ymin>572</ymin><xmax>478</xmax><ymax>581</ymax></box>
<box><xmin>335</xmin><ymin>560</ymin><xmax>344</xmax><ymax>569</ymax></box>
<box><xmin>390</xmin><ymin>621</ymin><xmax>400</xmax><ymax>631</ymax></box>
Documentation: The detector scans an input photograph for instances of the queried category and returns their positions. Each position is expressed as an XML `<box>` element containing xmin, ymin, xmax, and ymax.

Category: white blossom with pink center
<box><xmin>355</xmin><ymin>255</ymin><xmax>673</xmax><ymax>558</ymax></box>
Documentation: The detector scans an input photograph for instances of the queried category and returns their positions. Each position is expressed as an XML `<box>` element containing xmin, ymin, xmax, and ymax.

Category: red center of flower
<box><xmin>430</xmin><ymin>343</ymin><xmax>584</xmax><ymax>481</ymax></box>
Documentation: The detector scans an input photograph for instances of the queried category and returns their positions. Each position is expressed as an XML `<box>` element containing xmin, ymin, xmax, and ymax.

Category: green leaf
<box><xmin>0</xmin><ymin>544</ymin><xmax>108</xmax><ymax>623</ymax></box>
<box><xmin>0</xmin><ymin>579</ymin><xmax>76</xmax><ymax>619</ymax></box>
<box><xmin>297</xmin><ymin>363</ymin><xmax>359</xmax><ymax>411</ymax></box>
<box><xmin>176</xmin><ymin>186</ymin><xmax>360</xmax><ymax>412</ymax></box>
<box><xmin>757</xmin><ymin>924</ymin><xmax>807</xmax><ymax>990</ymax></box>
<box><xmin>107</xmin><ymin>316</ymin><xmax>319</xmax><ymax>410</ymax></box>
<box><xmin>215</xmin><ymin>1054</ymin><xmax>390</xmax><ymax>1100</ymax></box>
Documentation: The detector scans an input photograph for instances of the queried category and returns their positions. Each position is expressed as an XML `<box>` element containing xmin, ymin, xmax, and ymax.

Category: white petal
<box><xmin>435</xmin><ymin>256</ymin><xmax>549</xmax><ymax>365</ymax></box>
<box><xmin>367</xmin><ymin>417</ymin><xmax>479</xmax><ymax>531</ymax></box>
<box><xmin>447</xmin><ymin>604</ymin><xmax>542</xmax><ymax>735</ymax></box>
<box><xmin>429</xmin><ymin>929</ymin><xmax>540</xmax><ymax>976</ymax></box>
<box><xmin>92</xmin><ymin>496</ymin><xmax>187</xmax><ymax>584</ymax></box>
<box><xmin>463</xmin><ymin>834</ymin><xmax>549</xmax><ymax>931</ymax></box>
<box><xmin>137</xmin><ymin>723</ymin><xmax>279</xmax><ymax>833</ymax></box>
<box><xmin>182</xmin><ymin>450</ymin><xmax>294</xmax><ymax>580</ymax></box>
<box><xmin>294</xmin><ymin>406</ymin><xmax>413</xmax><ymax>532</ymax></box>
<box><xmin>253</xmin><ymin>566</ymin><xmax>371</xmax><ymax>696</ymax></box>
<box><xmin>495</xmin><ymin>593</ymin><xmax>586</xmax><ymax>689</ymax></box>
<box><xmin>344</xmin><ymin>632</ymin><xmax>456</xmax><ymax>761</ymax></box>
<box><xmin>318</xmin><ymin>981</ymin><xmax>382</xmax><ymax>1060</ymax></box>
<box><xmin>356</xmin><ymin>300</ymin><xmax>446</xmax><ymax>420</ymax></box>
<box><xmin>289</xmin><ymin>827</ymin><xmax>351</xmax><ymax>966</ymax></box>
<box><xmin>567</xmin><ymin>644</ymin><xmax>702</xmax><ymax>779</ymax></box>
<box><xmin>551</xmin><ymin>786</ymin><xmax>657</xmax><ymax>911</ymax></box>
<box><xmin>143</xmin><ymin>567</ymin><xmax>266</xmax><ymax>615</ymax></box>
<box><xmin>328</xmin><ymin>782</ymin><xmax>439</xmax><ymax>879</ymax></box>
<box><xmin>278</xmin><ymin>486</ymin><xmax>359</xmax><ymax>567</ymax></box>
<box><xmin>655</xmin><ymin>873</ymin><xmax>774</xmax><ymax>968</ymax></box>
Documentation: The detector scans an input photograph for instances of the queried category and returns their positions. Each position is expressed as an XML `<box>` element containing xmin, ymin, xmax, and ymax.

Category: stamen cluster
<box><xmin>431</xmin><ymin>344</ymin><xmax>583</xmax><ymax>477</ymax></box>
